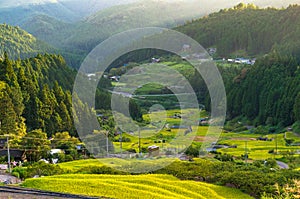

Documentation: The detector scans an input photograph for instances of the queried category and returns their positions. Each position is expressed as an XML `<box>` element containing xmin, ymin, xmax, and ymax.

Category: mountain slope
<box><xmin>0</xmin><ymin>24</ymin><xmax>54</xmax><ymax>59</ymax></box>
<box><xmin>3</xmin><ymin>0</ymin><xmax>300</xmax><ymax>69</ymax></box>
<box><xmin>0</xmin><ymin>0</ymin><xmax>139</xmax><ymax>24</ymax></box>
<box><xmin>31</xmin><ymin>0</ymin><xmax>235</xmax><ymax>56</ymax></box>
<box><xmin>0</xmin><ymin>1</ymin><xmax>79</xmax><ymax>24</ymax></box>
<box><xmin>176</xmin><ymin>4</ymin><xmax>300</xmax><ymax>58</ymax></box>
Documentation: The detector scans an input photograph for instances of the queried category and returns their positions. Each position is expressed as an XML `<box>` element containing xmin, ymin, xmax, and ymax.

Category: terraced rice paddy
<box><xmin>22</xmin><ymin>174</ymin><xmax>253</xmax><ymax>199</ymax></box>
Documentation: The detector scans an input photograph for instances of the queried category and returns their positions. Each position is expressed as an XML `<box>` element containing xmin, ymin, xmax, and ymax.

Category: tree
<box><xmin>53</xmin><ymin>81</ymin><xmax>65</xmax><ymax>103</ymax></box>
<box><xmin>52</xmin><ymin>132</ymin><xmax>81</xmax><ymax>160</ymax></box>
<box><xmin>294</xmin><ymin>92</ymin><xmax>300</xmax><ymax>121</ymax></box>
<box><xmin>21</xmin><ymin>129</ymin><xmax>50</xmax><ymax>162</ymax></box>
<box><xmin>0</xmin><ymin>82</ymin><xmax>17</xmax><ymax>135</ymax></box>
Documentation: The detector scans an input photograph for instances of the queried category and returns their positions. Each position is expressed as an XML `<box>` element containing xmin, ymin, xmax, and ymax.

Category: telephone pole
<box><xmin>275</xmin><ymin>134</ymin><xmax>278</xmax><ymax>157</ymax></box>
<box><xmin>4</xmin><ymin>134</ymin><xmax>11</xmax><ymax>173</ymax></box>
<box><xmin>245</xmin><ymin>141</ymin><xmax>248</xmax><ymax>166</ymax></box>
<box><xmin>138</xmin><ymin>127</ymin><xmax>141</xmax><ymax>157</ymax></box>
<box><xmin>106</xmin><ymin>131</ymin><xmax>109</xmax><ymax>157</ymax></box>
<box><xmin>0</xmin><ymin>121</ymin><xmax>11</xmax><ymax>172</ymax></box>
<box><xmin>120</xmin><ymin>131</ymin><xmax>123</xmax><ymax>157</ymax></box>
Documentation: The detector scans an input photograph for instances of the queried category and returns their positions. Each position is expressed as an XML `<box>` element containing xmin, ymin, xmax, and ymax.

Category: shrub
<box><xmin>215</xmin><ymin>153</ymin><xmax>234</xmax><ymax>162</ymax></box>
<box><xmin>12</xmin><ymin>171</ymin><xmax>20</xmax><ymax>178</ymax></box>
<box><xmin>64</xmin><ymin>155</ymin><xmax>74</xmax><ymax>162</ymax></box>
<box><xmin>76</xmin><ymin>166</ymin><xmax>128</xmax><ymax>175</ymax></box>
<box><xmin>26</xmin><ymin>161</ymin><xmax>64</xmax><ymax>178</ymax></box>
<box><xmin>184</xmin><ymin>145</ymin><xmax>199</xmax><ymax>157</ymax></box>
<box><xmin>12</xmin><ymin>167</ymin><xmax>28</xmax><ymax>180</ymax></box>
<box><xmin>292</xmin><ymin>121</ymin><xmax>300</xmax><ymax>134</ymax></box>
<box><xmin>126</xmin><ymin>148</ymin><xmax>136</xmax><ymax>153</ymax></box>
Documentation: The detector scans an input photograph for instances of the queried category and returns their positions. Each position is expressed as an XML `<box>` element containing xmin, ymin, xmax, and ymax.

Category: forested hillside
<box><xmin>226</xmin><ymin>52</ymin><xmax>300</xmax><ymax>129</ymax></box>
<box><xmin>27</xmin><ymin>0</ymin><xmax>216</xmax><ymax>54</ymax></box>
<box><xmin>0</xmin><ymin>52</ymin><xmax>77</xmax><ymax>138</ymax></box>
<box><xmin>176</xmin><ymin>4</ymin><xmax>300</xmax><ymax>59</ymax></box>
<box><xmin>8</xmin><ymin>0</ymin><xmax>248</xmax><ymax>68</ymax></box>
<box><xmin>0</xmin><ymin>24</ymin><xmax>54</xmax><ymax>60</ymax></box>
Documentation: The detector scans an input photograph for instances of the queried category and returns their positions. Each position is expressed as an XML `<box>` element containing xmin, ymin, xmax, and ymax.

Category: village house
<box><xmin>148</xmin><ymin>145</ymin><xmax>159</xmax><ymax>156</ymax></box>
<box><xmin>0</xmin><ymin>149</ymin><xmax>26</xmax><ymax>162</ymax></box>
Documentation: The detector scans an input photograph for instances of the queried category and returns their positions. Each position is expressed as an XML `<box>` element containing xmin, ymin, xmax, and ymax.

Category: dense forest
<box><xmin>1</xmin><ymin>3</ymin><xmax>300</xmax><ymax>144</ymax></box>
<box><xmin>226</xmin><ymin>52</ymin><xmax>300</xmax><ymax>130</ymax></box>
<box><xmin>176</xmin><ymin>3</ymin><xmax>300</xmax><ymax>60</ymax></box>
<box><xmin>0</xmin><ymin>52</ymin><xmax>77</xmax><ymax>137</ymax></box>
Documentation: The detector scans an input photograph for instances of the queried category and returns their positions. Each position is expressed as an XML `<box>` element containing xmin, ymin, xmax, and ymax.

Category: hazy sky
<box><xmin>1</xmin><ymin>0</ymin><xmax>299</xmax><ymax>9</ymax></box>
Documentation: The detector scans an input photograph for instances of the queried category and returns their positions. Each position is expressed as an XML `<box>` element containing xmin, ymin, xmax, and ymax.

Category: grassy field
<box><xmin>111</xmin><ymin>109</ymin><xmax>204</xmax><ymax>153</ymax></box>
<box><xmin>22</xmin><ymin>174</ymin><xmax>253</xmax><ymax>199</ymax></box>
<box><xmin>217</xmin><ymin>132</ymin><xmax>300</xmax><ymax>160</ymax></box>
<box><xmin>108</xmin><ymin>108</ymin><xmax>300</xmax><ymax>161</ymax></box>
<box><xmin>59</xmin><ymin>158</ymin><xmax>177</xmax><ymax>173</ymax></box>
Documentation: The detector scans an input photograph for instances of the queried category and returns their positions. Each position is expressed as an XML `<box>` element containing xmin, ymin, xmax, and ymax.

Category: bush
<box><xmin>285</xmin><ymin>138</ymin><xmax>294</xmax><ymax>146</ymax></box>
<box><xmin>126</xmin><ymin>148</ymin><xmax>136</xmax><ymax>153</ymax></box>
<box><xmin>76</xmin><ymin>166</ymin><xmax>128</xmax><ymax>175</ymax></box>
<box><xmin>292</xmin><ymin>121</ymin><xmax>300</xmax><ymax>134</ymax></box>
<box><xmin>26</xmin><ymin>161</ymin><xmax>64</xmax><ymax>178</ymax></box>
<box><xmin>114</xmin><ymin>137</ymin><xmax>131</xmax><ymax>142</ymax></box>
<box><xmin>184</xmin><ymin>145</ymin><xmax>199</xmax><ymax>157</ymax></box>
<box><xmin>12</xmin><ymin>167</ymin><xmax>28</xmax><ymax>180</ymax></box>
<box><xmin>12</xmin><ymin>171</ymin><xmax>20</xmax><ymax>178</ymax></box>
<box><xmin>264</xmin><ymin>159</ymin><xmax>277</xmax><ymax>168</ymax></box>
<box><xmin>64</xmin><ymin>155</ymin><xmax>74</xmax><ymax>162</ymax></box>
<box><xmin>214</xmin><ymin>153</ymin><xmax>234</xmax><ymax>162</ymax></box>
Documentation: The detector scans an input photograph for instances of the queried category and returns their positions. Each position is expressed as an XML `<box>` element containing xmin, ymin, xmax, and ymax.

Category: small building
<box><xmin>182</xmin><ymin>44</ymin><xmax>191</xmax><ymax>51</ymax></box>
<box><xmin>0</xmin><ymin>139</ymin><xmax>7</xmax><ymax>149</ymax></box>
<box><xmin>151</xmin><ymin>58</ymin><xmax>160</xmax><ymax>63</ymax></box>
<box><xmin>87</xmin><ymin>73</ymin><xmax>97</xmax><ymax>81</ymax></box>
<box><xmin>148</xmin><ymin>145</ymin><xmax>159</xmax><ymax>157</ymax></box>
<box><xmin>109</xmin><ymin>76</ymin><xmax>120</xmax><ymax>82</ymax></box>
<box><xmin>50</xmin><ymin>149</ymin><xmax>64</xmax><ymax>155</ymax></box>
<box><xmin>207</xmin><ymin>48</ymin><xmax>217</xmax><ymax>55</ymax></box>
<box><xmin>0</xmin><ymin>149</ymin><xmax>26</xmax><ymax>162</ymax></box>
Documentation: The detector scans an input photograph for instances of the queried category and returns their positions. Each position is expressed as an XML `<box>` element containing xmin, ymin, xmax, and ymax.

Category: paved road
<box><xmin>276</xmin><ymin>161</ymin><xmax>289</xmax><ymax>169</ymax></box>
<box><xmin>0</xmin><ymin>186</ymin><xmax>100</xmax><ymax>199</ymax></box>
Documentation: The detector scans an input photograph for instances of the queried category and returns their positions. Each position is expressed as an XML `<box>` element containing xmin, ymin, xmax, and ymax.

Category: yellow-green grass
<box><xmin>59</xmin><ymin>158</ymin><xmax>177</xmax><ymax>173</ymax></box>
<box><xmin>110</xmin><ymin>109</ymin><xmax>207</xmax><ymax>152</ymax></box>
<box><xmin>59</xmin><ymin>159</ymin><xmax>104</xmax><ymax>171</ymax></box>
<box><xmin>111</xmin><ymin>82</ymin><xmax>127</xmax><ymax>87</ymax></box>
<box><xmin>218</xmin><ymin>132</ymin><xmax>300</xmax><ymax>160</ymax></box>
<box><xmin>22</xmin><ymin>174</ymin><xmax>253</xmax><ymax>199</ymax></box>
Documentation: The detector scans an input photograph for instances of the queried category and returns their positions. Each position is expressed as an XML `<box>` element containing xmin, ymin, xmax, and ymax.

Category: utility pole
<box><xmin>245</xmin><ymin>141</ymin><xmax>248</xmax><ymax>166</ymax></box>
<box><xmin>4</xmin><ymin>134</ymin><xmax>11</xmax><ymax>173</ymax></box>
<box><xmin>138</xmin><ymin>127</ymin><xmax>141</xmax><ymax>157</ymax></box>
<box><xmin>106</xmin><ymin>131</ymin><xmax>109</xmax><ymax>157</ymax></box>
<box><xmin>120</xmin><ymin>131</ymin><xmax>122</xmax><ymax>157</ymax></box>
<box><xmin>275</xmin><ymin>134</ymin><xmax>278</xmax><ymax>157</ymax></box>
<box><xmin>0</xmin><ymin>121</ymin><xmax>10</xmax><ymax>172</ymax></box>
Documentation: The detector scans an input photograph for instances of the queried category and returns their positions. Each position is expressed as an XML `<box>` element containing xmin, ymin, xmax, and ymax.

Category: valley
<box><xmin>0</xmin><ymin>1</ymin><xmax>300</xmax><ymax>199</ymax></box>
